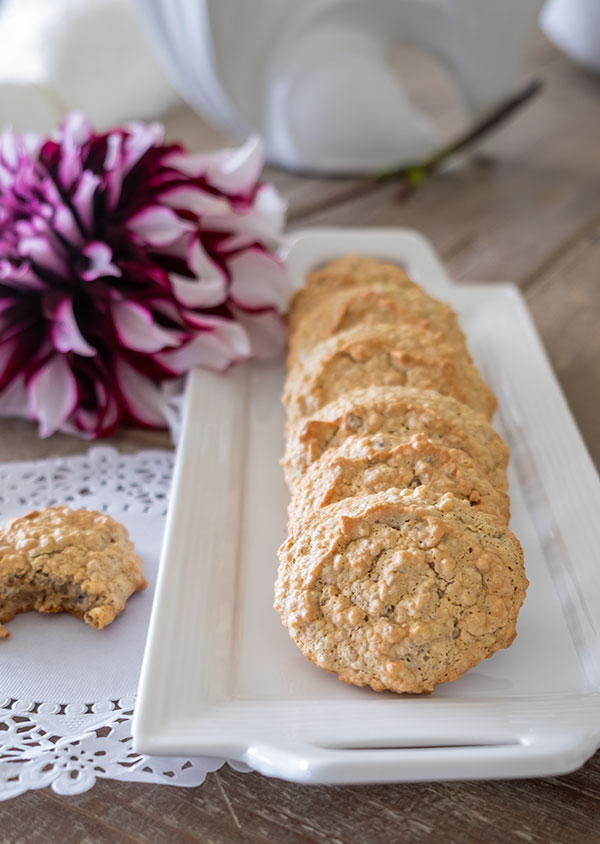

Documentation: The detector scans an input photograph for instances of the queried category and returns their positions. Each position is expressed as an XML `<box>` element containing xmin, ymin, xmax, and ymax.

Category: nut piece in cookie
<box><xmin>275</xmin><ymin>489</ymin><xmax>527</xmax><ymax>694</ymax></box>
<box><xmin>0</xmin><ymin>506</ymin><xmax>147</xmax><ymax>638</ymax></box>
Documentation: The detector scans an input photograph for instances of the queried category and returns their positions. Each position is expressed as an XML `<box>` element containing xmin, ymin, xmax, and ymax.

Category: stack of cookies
<box><xmin>274</xmin><ymin>256</ymin><xmax>528</xmax><ymax>694</ymax></box>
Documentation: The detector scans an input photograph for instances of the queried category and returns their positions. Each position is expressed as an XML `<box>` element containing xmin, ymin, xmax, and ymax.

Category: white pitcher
<box><xmin>541</xmin><ymin>0</ymin><xmax>600</xmax><ymax>74</ymax></box>
<box><xmin>134</xmin><ymin>0</ymin><xmax>544</xmax><ymax>172</ymax></box>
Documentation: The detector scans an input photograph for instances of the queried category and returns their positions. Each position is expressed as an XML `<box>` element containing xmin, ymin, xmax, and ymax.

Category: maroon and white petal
<box><xmin>156</xmin><ymin>321</ymin><xmax>250</xmax><ymax>373</ymax></box>
<box><xmin>187</xmin><ymin>237</ymin><xmax>226</xmax><ymax>282</ymax></box>
<box><xmin>144</xmin><ymin>235</ymin><xmax>189</xmax><ymax>262</ymax></box>
<box><xmin>58</xmin><ymin>131</ymin><xmax>83</xmax><ymax>191</ymax></box>
<box><xmin>104</xmin><ymin>133</ymin><xmax>126</xmax><ymax>210</ymax></box>
<box><xmin>0</xmin><ymin>127</ymin><xmax>40</xmax><ymax>177</ymax></box>
<box><xmin>0</xmin><ymin>376</ymin><xmax>29</xmax><ymax>418</ymax></box>
<box><xmin>56</xmin><ymin>111</ymin><xmax>92</xmax><ymax>148</ymax></box>
<box><xmin>128</xmin><ymin>206</ymin><xmax>194</xmax><ymax>247</ymax></box>
<box><xmin>81</xmin><ymin>241</ymin><xmax>122</xmax><ymax>281</ymax></box>
<box><xmin>14</xmin><ymin>219</ymin><xmax>36</xmax><ymax>240</ymax></box>
<box><xmin>204</xmin><ymin>135</ymin><xmax>264</xmax><ymax>195</ymax></box>
<box><xmin>28</xmin><ymin>215</ymin><xmax>73</xmax><ymax>265</ymax></box>
<box><xmin>18</xmin><ymin>236</ymin><xmax>68</xmax><ymax>276</ymax></box>
<box><xmin>218</xmin><ymin>183</ymin><xmax>287</xmax><ymax>251</ymax></box>
<box><xmin>52</xmin><ymin>298</ymin><xmax>96</xmax><ymax>356</ymax></box>
<box><xmin>160</xmin><ymin>186</ymin><xmax>230</xmax><ymax>217</ymax></box>
<box><xmin>179</xmin><ymin>311</ymin><xmax>246</xmax><ymax>351</ymax></box>
<box><xmin>253</xmin><ymin>183</ymin><xmax>287</xmax><ymax>236</ymax></box>
<box><xmin>229</xmin><ymin>306</ymin><xmax>288</xmax><ymax>360</ymax></box>
<box><xmin>103</xmin><ymin>131</ymin><xmax>123</xmax><ymax>171</ymax></box>
<box><xmin>164</xmin><ymin>135</ymin><xmax>263</xmax><ymax>196</ymax></box>
<box><xmin>169</xmin><ymin>273</ymin><xmax>227</xmax><ymax>309</ymax></box>
<box><xmin>60</xmin><ymin>413</ymin><xmax>95</xmax><ymax>439</ymax></box>
<box><xmin>71</xmin><ymin>170</ymin><xmax>101</xmax><ymax>232</ymax></box>
<box><xmin>149</xmin><ymin>297</ymin><xmax>186</xmax><ymax>326</ymax></box>
<box><xmin>161</xmin><ymin>151</ymin><xmax>208</xmax><ymax>178</ymax></box>
<box><xmin>169</xmin><ymin>238</ymin><xmax>227</xmax><ymax>308</ymax></box>
<box><xmin>0</xmin><ymin>127</ymin><xmax>20</xmax><ymax>170</ymax></box>
<box><xmin>201</xmin><ymin>200</ymin><xmax>287</xmax><ymax>251</ymax></box>
<box><xmin>114</xmin><ymin>359</ymin><xmax>166</xmax><ymax>427</ymax></box>
<box><xmin>0</xmin><ymin>115</ymin><xmax>289</xmax><ymax>438</ymax></box>
<box><xmin>70</xmin><ymin>382</ymin><xmax>120</xmax><ymax>438</ymax></box>
<box><xmin>111</xmin><ymin>300</ymin><xmax>181</xmax><ymax>352</ymax></box>
<box><xmin>122</xmin><ymin>121</ymin><xmax>164</xmax><ymax>172</ymax></box>
<box><xmin>98</xmin><ymin>392</ymin><xmax>120</xmax><ymax>434</ymax></box>
<box><xmin>90</xmin><ymin>379</ymin><xmax>120</xmax><ymax>435</ymax></box>
<box><xmin>53</xmin><ymin>204</ymin><xmax>84</xmax><ymax>247</ymax></box>
<box><xmin>103</xmin><ymin>122</ymin><xmax>164</xmax><ymax>210</ymax></box>
<box><xmin>28</xmin><ymin>355</ymin><xmax>78</xmax><ymax>437</ymax></box>
<box><xmin>54</xmin><ymin>114</ymin><xmax>88</xmax><ymax>190</ymax></box>
<box><xmin>0</xmin><ymin>260</ymin><xmax>46</xmax><ymax>290</ymax></box>
<box><xmin>0</xmin><ymin>336</ymin><xmax>17</xmax><ymax>381</ymax></box>
<box><xmin>228</xmin><ymin>247</ymin><xmax>293</xmax><ymax>312</ymax></box>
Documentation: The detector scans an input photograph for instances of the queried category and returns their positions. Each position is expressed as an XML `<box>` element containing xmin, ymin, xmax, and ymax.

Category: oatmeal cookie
<box><xmin>288</xmin><ymin>283</ymin><xmax>465</xmax><ymax>365</ymax></box>
<box><xmin>290</xmin><ymin>432</ymin><xmax>510</xmax><ymax>525</ymax></box>
<box><xmin>0</xmin><ymin>506</ymin><xmax>147</xmax><ymax>638</ymax></box>
<box><xmin>284</xmin><ymin>386</ymin><xmax>508</xmax><ymax>490</ymax></box>
<box><xmin>283</xmin><ymin>325</ymin><xmax>496</xmax><ymax>423</ymax></box>
<box><xmin>275</xmin><ymin>488</ymin><xmax>527</xmax><ymax>694</ymax></box>
<box><xmin>292</xmin><ymin>256</ymin><xmax>414</xmax><ymax>309</ymax></box>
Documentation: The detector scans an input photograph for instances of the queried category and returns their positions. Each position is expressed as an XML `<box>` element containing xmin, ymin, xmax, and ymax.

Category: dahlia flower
<box><xmin>0</xmin><ymin>113</ymin><xmax>291</xmax><ymax>437</ymax></box>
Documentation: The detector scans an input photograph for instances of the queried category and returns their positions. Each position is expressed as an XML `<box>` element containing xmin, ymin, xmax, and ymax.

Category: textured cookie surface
<box><xmin>284</xmin><ymin>386</ymin><xmax>508</xmax><ymax>490</ymax></box>
<box><xmin>288</xmin><ymin>283</ymin><xmax>465</xmax><ymax>365</ymax></box>
<box><xmin>275</xmin><ymin>489</ymin><xmax>527</xmax><ymax>694</ymax></box>
<box><xmin>277</xmin><ymin>255</ymin><xmax>519</xmax><ymax>695</ymax></box>
<box><xmin>290</xmin><ymin>432</ymin><xmax>510</xmax><ymax>526</ymax></box>
<box><xmin>284</xmin><ymin>325</ymin><xmax>496</xmax><ymax>422</ymax></box>
<box><xmin>0</xmin><ymin>506</ymin><xmax>147</xmax><ymax>638</ymax></box>
<box><xmin>291</xmin><ymin>256</ymin><xmax>415</xmax><ymax>308</ymax></box>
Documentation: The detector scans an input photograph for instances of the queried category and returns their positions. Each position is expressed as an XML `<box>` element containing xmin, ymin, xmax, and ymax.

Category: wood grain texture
<box><xmin>298</xmin><ymin>40</ymin><xmax>600</xmax><ymax>286</ymax></box>
<box><xmin>2</xmin><ymin>757</ymin><xmax>600</xmax><ymax>844</ymax></box>
<box><xmin>525</xmin><ymin>225</ymin><xmax>600</xmax><ymax>467</ymax></box>
<box><xmin>1</xmin><ymin>32</ymin><xmax>600</xmax><ymax>844</ymax></box>
<box><xmin>0</xmin><ymin>418</ymin><xmax>172</xmax><ymax>462</ymax></box>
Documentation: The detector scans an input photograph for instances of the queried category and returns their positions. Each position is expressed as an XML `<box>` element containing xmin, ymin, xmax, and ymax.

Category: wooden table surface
<box><xmin>2</xmin><ymin>35</ymin><xmax>600</xmax><ymax>844</ymax></box>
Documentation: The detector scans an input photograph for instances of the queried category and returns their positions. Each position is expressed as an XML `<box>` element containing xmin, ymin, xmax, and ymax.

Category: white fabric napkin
<box><xmin>0</xmin><ymin>0</ymin><xmax>179</xmax><ymax>132</ymax></box>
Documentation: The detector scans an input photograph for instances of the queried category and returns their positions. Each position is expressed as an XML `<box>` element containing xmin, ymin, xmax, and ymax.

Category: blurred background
<box><xmin>0</xmin><ymin>0</ymin><xmax>597</xmax><ymax>173</ymax></box>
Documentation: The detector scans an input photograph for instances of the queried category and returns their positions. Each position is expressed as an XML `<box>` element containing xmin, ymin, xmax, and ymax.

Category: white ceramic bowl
<box><xmin>133</xmin><ymin>0</ymin><xmax>544</xmax><ymax>173</ymax></box>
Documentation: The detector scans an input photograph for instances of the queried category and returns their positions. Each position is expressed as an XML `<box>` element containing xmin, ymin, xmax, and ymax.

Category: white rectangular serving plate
<box><xmin>133</xmin><ymin>227</ymin><xmax>600</xmax><ymax>784</ymax></box>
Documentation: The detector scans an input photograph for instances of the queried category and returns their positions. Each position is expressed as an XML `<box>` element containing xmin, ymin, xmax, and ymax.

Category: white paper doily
<box><xmin>0</xmin><ymin>446</ymin><xmax>235</xmax><ymax>801</ymax></box>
